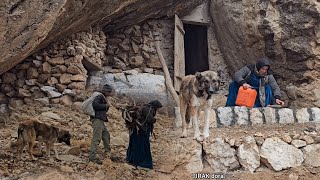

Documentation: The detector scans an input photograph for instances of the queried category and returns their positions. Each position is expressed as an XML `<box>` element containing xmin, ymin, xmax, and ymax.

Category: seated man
<box><xmin>226</xmin><ymin>57</ymin><xmax>284</xmax><ymax>107</ymax></box>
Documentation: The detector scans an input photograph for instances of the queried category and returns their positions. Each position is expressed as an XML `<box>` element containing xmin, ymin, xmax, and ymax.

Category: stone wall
<box><xmin>203</xmin><ymin>134</ymin><xmax>320</xmax><ymax>173</ymax></box>
<box><xmin>0</xmin><ymin>19</ymin><xmax>178</xmax><ymax>112</ymax></box>
<box><xmin>105</xmin><ymin>19</ymin><xmax>174</xmax><ymax>75</ymax></box>
<box><xmin>105</xmin><ymin>16</ymin><xmax>231</xmax><ymax>88</ymax></box>
<box><xmin>215</xmin><ymin>107</ymin><xmax>320</xmax><ymax>127</ymax></box>
<box><xmin>0</xmin><ymin>27</ymin><xmax>107</xmax><ymax>108</ymax></box>
<box><xmin>97</xmin><ymin>17</ymin><xmax>230</xmax><ymax>109</ymax></box>
<box><xmin>183</xmin><ymin>107</ymin><xmax>320</xmax><ymax>173</ymax></box>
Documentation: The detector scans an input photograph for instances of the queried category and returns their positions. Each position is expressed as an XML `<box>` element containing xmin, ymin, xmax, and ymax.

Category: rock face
<box><xmin>0</xmin><ymin>0</ymin><xmax>205</xmax><ymax>75</ymax></box>
<box><xmin>210</xmin><ymin>0</ymin><xmax>320</xmax><ymax>108</ymax></box>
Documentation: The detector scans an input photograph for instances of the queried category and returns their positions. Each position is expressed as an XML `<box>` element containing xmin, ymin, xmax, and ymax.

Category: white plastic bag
<box><xmin>81</xmin><ymin>92</ymin><xmax>102</xmax><ymax>116</ymax></box>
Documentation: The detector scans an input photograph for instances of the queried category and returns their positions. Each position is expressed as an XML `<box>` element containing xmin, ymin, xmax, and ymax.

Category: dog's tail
<box><xmin>18</xmin><ymin>126</ymin><xmax>23</xmax><ymax>138</ymax></box>
<box><xmin>17</xmin><ymin>126</ymin><xmax>24</xmax><ymax>143</ymax></box>
<box><xmin>186</xmin><ymin>106</ymin><xmax>190</xmax><ymax>124</ymax></box>
<box><xmin>10</xmin><ymin>126</ymin><xmax>24</xmax><ymax>149</ymax></box>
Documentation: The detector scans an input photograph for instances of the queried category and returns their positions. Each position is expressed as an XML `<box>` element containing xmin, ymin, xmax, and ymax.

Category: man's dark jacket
<box><xmin>92</xmin><ymin>94</ymin><xmax>109</xmax><ymax>122</ymax></box>
<box><xmin>233</xmin><ymin>58</ymin><xmax>281</xmax><ymax>100</ymax></box>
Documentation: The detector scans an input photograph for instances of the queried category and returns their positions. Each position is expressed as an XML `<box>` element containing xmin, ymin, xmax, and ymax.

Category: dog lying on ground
<box><xmin>12</xmin><ymin>120</ymin><xmax>71</xmax><ymax>160</ymax></box>
<box><xmin>179</xmin><ymin>71</ymin><xmax>221</xmax><ymax>140</ymax></box>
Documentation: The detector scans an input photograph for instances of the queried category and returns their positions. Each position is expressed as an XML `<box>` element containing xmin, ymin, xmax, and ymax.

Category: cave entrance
<box><xmin>184</xmin><ymin>23</ymin><xmax>208</xmax><ymax>76</ymax></box>
<box><xmin>174</xmin><ymin>15</ymin><xmax>209</xmax><ymax>92</ymax></box>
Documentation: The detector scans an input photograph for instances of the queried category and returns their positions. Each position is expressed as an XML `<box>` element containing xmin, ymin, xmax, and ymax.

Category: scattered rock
<box><xmin>303</xmin><ymin>144</ymin><xmax>320</xmax><ymax>167</ymax></box>
<box><xmin>237</xmin><ymin>136</ymin><xmax>260</xmax><ymax>172</ymax></box>
<box><xmin>59</xmin><ymin>165</ymin><xmax>74</xmax><ymax>173</ymax></box>
<box><xmin>204</xmin><ymin>138</ymin><xmax>240</xmax><ymax>173</ymax></box>
<box><xmin>288</xmin><ymin>173</ymin><xmax>299</xmax><ymax>180</ymax></box>
<box><xmin>291</xmin><ymin>140</ymin><xmax>307</xmax><ymax>148</ymax></box>
<box><xmin>300</xmin><ymin>135</ymin><xmax>314</xmax><ymax>144</ymax></box>
<box><xmin>41</xmin><ymin>112</ymin><xmax>62</xmax><ymax>120</ymax></box>
<box><xmin>67</xmin><ymin>146</ymin><xmax>81</xmax><ymax>156</ymax></box>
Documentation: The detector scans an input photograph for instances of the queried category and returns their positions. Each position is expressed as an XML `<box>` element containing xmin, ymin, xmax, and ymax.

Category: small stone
<box><xmin>254</xmin><ymin>132</ymin><xmax>264</xmax><ymax>137</ymax></box>
<box><xmin>228</xmin><ymin>139</ymin><xmax>235</xmax><ymax>146</ymax></box>
<box><xmin>291</xmin><ymin>140</ymin><xmax>307</xmax><ymax>148</ymax></box>
<box><xmin>143</xmin><ymin>68</ymin><xmax>154</xmax><ymax>73</ymax></box>
<box><xmin>289</xmin><ymin>173</ymin><xmax>299</xmax><ymax>180</ymax></box>
<box><xmin>60</xmin><ymin>165</ymin><xmax>74</xmax><ymax>173</ymax></box>
<box><xmin>41</xmin><ymin>112</ymin><xmax>61</xmax><ymax>120</ymax></box>
<box><xmin>292</xmin><ymin>133</ymin><xmax>300</xmax><ymax>140</ymax></box>
<box><xmin>281</xmin><ymin>134</ymin><xmax>292</xmax><ymax>143</ymax></box>
<box><xmin>300</xmin><ymin>135</ymin><xmax>314</xmax><ymax>144</ymax></box>
<box><xmin>60</xmin><ymin>95</ymin><xmax>73</xmax><ymax>106</ymax></box>
<box><xmin>2</xmin><ymin>72</ymin><xmax>17</xmax><ymax>83</ymax></box>
<box><xmin>255</xmin><ymin>137</ymin><xmax>265</xmax><ymax>146</ymax></box>
<box><xmin>48</xmin><ymin>57</ymin><xmax>65</xmax><ymax>65</ymax></box>
<box><xmin>67</xmin><ymin>146</ymin><xmax>81</xmax><ymax>156</ymax></box>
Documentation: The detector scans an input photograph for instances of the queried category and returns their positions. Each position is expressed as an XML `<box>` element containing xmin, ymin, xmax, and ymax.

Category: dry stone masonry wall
<box><xmin>215</xmin><ymin>107</ymin><xmax>320</xmax><ymax>127</ymax></box>
<box><xmin>184</xmin><ymin>123</ymin><xmax>320</xmax><ymax>173</ymax></box>
<box><xmin>0</xmin><ymin>27</ymin><xmax>107</xmax><ymax>108</ymax></box>
<box><xmin>202</xmin><ymin>135</ymin><xmax>318</xmax><ymax>173</ymax></box>
<box><xmin>0</xmin><ymin>19</ymin><xmax>176</xmax><ymax>111</ymax></box>
<box><xmin>105</xmin><ymin>19</ymin><xmax>173</xmax><ymax>75</ymax></box>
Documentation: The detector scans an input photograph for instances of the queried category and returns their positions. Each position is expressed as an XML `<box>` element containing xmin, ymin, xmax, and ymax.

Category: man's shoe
<box><xmin>104</xmin><ymin>152</ymin><xmax>118</xmax><ymax>161</ymax></box>
<box><xmin>89</xmin><ymin>158</ymin><xmax>103</xmax><ymax>165</ymax></box>
<box><xmin>137</xmin><ymin>166</ymin><xmax>152</xmax><ymax>171</ymax></box>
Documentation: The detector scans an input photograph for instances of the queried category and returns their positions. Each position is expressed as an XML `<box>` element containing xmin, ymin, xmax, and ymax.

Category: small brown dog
<box><xmin>13</xmin><ymin>120</ymin><xmax>71</xmax><ymax>160</ymax></box>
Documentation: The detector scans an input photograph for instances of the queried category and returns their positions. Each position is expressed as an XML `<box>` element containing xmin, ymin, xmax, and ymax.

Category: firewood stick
<box><xmin>155</xmin><ymin>41</ymin><xmax>180</xmax><ymax>106</ymax></box>
<box><xmin>155</xmin><ymin>40</ymin><xmax>182</xmax><ymax>128</ymax></box>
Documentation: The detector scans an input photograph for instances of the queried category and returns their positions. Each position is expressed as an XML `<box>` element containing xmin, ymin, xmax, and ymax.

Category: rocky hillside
<box><xmin>1</xmin><ymin>100</ymin><xmax>320</xmax><ymax>179</ymax></box>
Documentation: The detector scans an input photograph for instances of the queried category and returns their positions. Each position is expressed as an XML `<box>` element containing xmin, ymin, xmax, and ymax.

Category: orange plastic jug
<box><xmin>235</xmin><ymin>86</ymin><xmax>257</xmax><ymax>108</ymax></box>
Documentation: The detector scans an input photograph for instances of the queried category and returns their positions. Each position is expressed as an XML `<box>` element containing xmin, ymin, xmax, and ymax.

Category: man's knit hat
<box><xmin>256</xmin><ymin>57</ymin><xmax>270</xmax><ymax>71</ymax></box>
<box><xmin>101</xmin><ymin>84</ymin><xmax>113</xmax><ymax>93</ymax></box>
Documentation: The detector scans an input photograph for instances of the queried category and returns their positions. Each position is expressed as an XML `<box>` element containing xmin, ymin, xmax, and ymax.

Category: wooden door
<box><xmin>174</xmin><ymin>14</ymin><xmax>185</xmax><ymax>92</ymax></box>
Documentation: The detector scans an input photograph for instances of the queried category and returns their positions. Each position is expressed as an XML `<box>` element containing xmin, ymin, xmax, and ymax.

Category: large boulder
<box><xmin>88</xmin><ymin>72</ymin><xmax>174</xmax><ymax>114</ymax></box>
<box><xmin>260</xmin><ymin>137</ymin><xmax>304</xmax><ymax>171</ymax></box>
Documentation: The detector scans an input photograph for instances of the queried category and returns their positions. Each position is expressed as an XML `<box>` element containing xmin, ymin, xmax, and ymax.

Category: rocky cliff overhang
<box><xmin>0</xmin><ymin>0</ymin><xmax>205</xmax><ymax>75</ymax></box>
<box><xmin>209</xmin><ymin>0</ymin><xmax>320</xmax><ymax>85</ymax></box>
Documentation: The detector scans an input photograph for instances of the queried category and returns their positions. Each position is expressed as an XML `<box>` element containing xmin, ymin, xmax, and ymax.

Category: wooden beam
<box><xmin>82</xmin><ymin>55</ymin><xmax>103</xmax><ymax>71</ymax></box>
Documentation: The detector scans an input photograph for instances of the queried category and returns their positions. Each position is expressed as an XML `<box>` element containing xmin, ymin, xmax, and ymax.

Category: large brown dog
<box><xmin>14</xmin><ymin>120</ymin><xmax>71</xmax><ymax>160</ymax></box>
<box><xmin>180</xmin><ymin>71</ymin><xmax>220</xmax><ymax>140</ymax></box>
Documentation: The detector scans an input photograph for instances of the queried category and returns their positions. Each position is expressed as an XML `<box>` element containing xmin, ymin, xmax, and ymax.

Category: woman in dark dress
<box><xmin>125</xmin><ymin>100</ymin><xmax>162</xmax><ymax>169</ymax></box>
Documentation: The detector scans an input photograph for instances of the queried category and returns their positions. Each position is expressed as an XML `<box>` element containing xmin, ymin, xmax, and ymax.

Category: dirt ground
<box><xmin>0</xmin><ymin>99</ymin><xmax>319</xmax><ymax>180</ymax></box>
